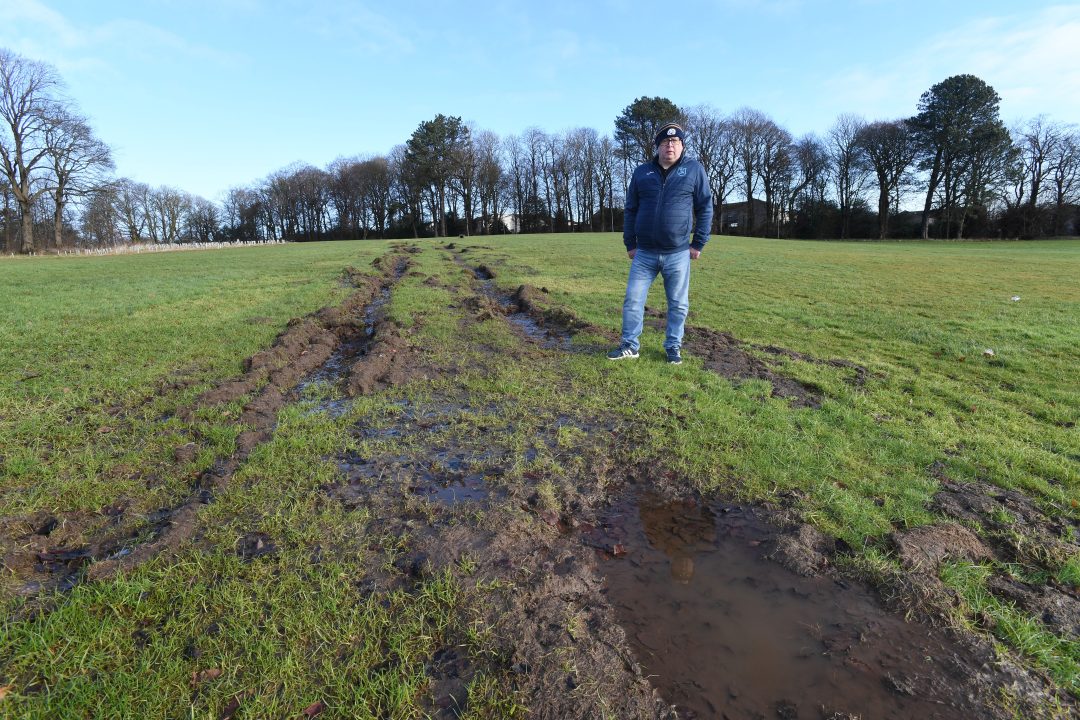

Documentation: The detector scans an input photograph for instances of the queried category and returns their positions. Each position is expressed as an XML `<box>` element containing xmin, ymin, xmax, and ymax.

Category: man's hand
<box><xmin>627</xmin><ymin>249</ymin><xmax>637</xmax><ymax>260</ymax></box>
<box><xmin>690</xmin><ymin>248</ymin><xmax>701</xmax><ymax>260</ymax></box>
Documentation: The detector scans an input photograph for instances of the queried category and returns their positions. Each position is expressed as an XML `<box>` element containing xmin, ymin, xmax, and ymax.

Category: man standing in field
<box><xmin>609</xmin><ymin>122</ymin><xmax>713</xmax><ymax>365</ymax></box>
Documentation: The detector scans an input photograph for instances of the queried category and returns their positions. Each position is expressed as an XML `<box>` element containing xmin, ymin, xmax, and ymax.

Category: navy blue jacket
<box><xmin>623</xmin><ymin>155</ymin><xmax>713</xmax><ymax>253</ymax></box>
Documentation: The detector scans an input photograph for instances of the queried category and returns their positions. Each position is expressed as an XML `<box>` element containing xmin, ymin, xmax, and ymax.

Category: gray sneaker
<box><xmin>666</xmin><ymin>347</ymin><xmax>682</xmax><ymax>365</ymax></box>
<box><xmin>607</xmin><ymin>344</ymin><xmax>639</xmax><ymax>360</ymax></box>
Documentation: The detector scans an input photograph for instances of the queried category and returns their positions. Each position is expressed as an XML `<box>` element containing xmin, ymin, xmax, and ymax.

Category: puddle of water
<box><xmin>294</xmin><ymin>286</ymin><xmax>392</xmax><ymax>415</ymax></box>
<box><xmin>589</xmin><ymin>492</ymin><xmax>979</xmax><ymax>719</ymax></box>
<box><xmin>415</xmin><ymin>473</ymin><xmax>490</xmax><ymax>505</ymax></box>
<box><xmin>507</xmin><ymin>312</ymin><xmax>571</xmax><ymax>350</ymax></box>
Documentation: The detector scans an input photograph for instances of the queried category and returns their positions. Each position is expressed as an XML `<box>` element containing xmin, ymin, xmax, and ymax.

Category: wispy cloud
<box><xmin>823</xmin><ymin>5</ymin><xmax>1080</xmax><ymax>126</ymax></box>
<box><xmin>298</xmin><ymin>1</ymin><xmax>416</xmax><ymax>55</ymax></box>
<box><xmin>0</xmin><ymin>0</ymin><xmax>246</xmax><ymax>77</ymax></box>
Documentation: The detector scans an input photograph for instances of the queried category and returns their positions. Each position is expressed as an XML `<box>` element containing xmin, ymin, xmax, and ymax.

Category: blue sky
<box><xmin>3</xmin><ymin>0</ymin><xmax>1079</xmax><ymax>202</ymax></box>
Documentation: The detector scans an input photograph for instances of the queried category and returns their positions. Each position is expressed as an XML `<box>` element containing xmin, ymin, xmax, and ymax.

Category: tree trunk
<box><xmin>53</xmin><ymin>184</ymin><xmax>65</xmax><ymax>249</ymax></box>
<box><xmin>20</xmin><ymin>206</ymin><xmax>35</xmax><ymax>253</ymax></box>
<box><xmin>877</xmin><ymin>186</ymin><xmax>890</xmax><ymax>240</ymax></box>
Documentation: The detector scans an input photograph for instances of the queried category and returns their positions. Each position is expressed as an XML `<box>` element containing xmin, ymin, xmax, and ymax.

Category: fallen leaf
<box><xmin>0</xmin><ymin>684</ymin><xmax>12</xmax><ymax>700</ymax></box>
<box><xmin>97</xmin><ymin>426</ymin><xmax>114</xmax><ymax>434</ymax></box>
<box><xmin>190</xmin><ymin>668</ymin><xmax>223</xmax><ymax>688</ymax></box>
<box><xmin>303</xmin><ymin>700</ymin><xmax>326</xmax><ymax>717</ymax></box>
<box><xmin>220</xmin><ymin>696</ymin><xmax>241</xmax><ymax>720</ymax></box>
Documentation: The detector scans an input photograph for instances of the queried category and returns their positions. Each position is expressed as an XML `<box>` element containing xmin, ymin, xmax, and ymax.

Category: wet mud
<box><xmin>6</xmin><ymin>246</ymin><xmax>1073</xmax><ymax>718</ymax></box>
<box><xmin>881</xmin><ymin>471</ymin><xmax>1080</xmax><ymax>655</ymax></box>
<box><xmin>645</xmin><ymin>309</ymin><xmax>871</xmax><ymax>409</ymax></box>
<box><xmin>586</xmin><ymin>489</ymin><xmax>1007</xmax><ymax>719</ymax></box>
<box><xmin>3</xmin><ymin>255</ymin><xmax>415</xmax><ymax>595</ymax></box>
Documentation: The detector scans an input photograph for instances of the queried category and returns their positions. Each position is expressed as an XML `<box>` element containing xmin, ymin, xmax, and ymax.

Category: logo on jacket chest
<box><xmin>677</xmin><ymin>167</ymin><xmax>687</xmax><ymax>177</ymax></box>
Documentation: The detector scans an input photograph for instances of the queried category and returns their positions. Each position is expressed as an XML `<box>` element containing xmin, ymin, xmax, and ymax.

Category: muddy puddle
<box><xmin>586</xmin><ymin>491</ymin><xmax>987</xmax><ymax>719</ymax></box>
<box><xmin>294</xmin><ymin>286</ymin><xmax>392</xmax><ymax>416</ymax></box>
<box><xmin>462</xmin><ymin>259</ymin><xmax>577</xmax><ymax>351</ymax></box>
<box><xmin>327</xmin><ymin>402</ymin><xmax>512</xmax><ymax>511</ymax></box>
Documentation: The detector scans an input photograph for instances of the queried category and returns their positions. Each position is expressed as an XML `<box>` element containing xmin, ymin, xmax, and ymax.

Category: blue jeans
<box><xmin>620</xmin><ymin>248</ymin><xmax>690</xmax><ymax>353</ymax></box>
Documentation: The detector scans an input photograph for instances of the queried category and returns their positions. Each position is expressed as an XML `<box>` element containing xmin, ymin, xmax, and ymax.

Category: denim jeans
<box><xmin>620</xmin><ymin>248</ymin><xmax>690</xmax><ymax>352</ymax></box>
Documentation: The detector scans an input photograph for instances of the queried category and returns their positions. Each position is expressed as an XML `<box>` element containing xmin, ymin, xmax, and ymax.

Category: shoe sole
<box><xmin>608</xmin><ymin>354</ymin><xmax>638</xmax><ymax>360</ymax></box>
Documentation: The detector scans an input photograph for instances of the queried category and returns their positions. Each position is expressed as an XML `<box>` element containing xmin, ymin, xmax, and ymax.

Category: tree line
<box><xmin>3</xmin><ymin>47</ymin><xmax>1078</xmax><ymax>254</ymax></box>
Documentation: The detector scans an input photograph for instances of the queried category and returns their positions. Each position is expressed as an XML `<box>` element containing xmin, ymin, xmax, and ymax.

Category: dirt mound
<box><xmin>890</xmin><ymin>522</ymin><xmax>994</xmax><ymax>572</ymax></box>
<box><xmin>346</xmin><ymin>320</ymin><xmax>436</xmax><ymax>396</ymax></box>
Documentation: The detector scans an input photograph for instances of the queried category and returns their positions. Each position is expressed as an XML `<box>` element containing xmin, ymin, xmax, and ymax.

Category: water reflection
<box><xmin>592</xmin><ymin>491</ymin><xmax>989</xmax><ymax>719</ymax></box>
<box><xmin>638</xmin><ymin>493</ymin><xmax>715</xmax><ymax>585</ymax></box>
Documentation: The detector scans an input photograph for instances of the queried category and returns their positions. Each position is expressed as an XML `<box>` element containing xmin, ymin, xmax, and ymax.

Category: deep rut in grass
<box><xmin>316</xmin><ymin>250</ymin><xmax>1065</xmax><ymax>718</ymax></box>
<box><xmin>5</xmin><ymin>244</ymin><xmax>1073</xmax><ymax>718</ymax></box>
<box><xmin>3</xmin><ymin>253</ymin><xmax>417</xmax><ymax>595</ymax></box>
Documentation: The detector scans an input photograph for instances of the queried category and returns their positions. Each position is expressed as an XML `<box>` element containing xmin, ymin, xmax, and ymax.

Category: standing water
<box><xmin>586</xmin><ymin>491</ymin><xmax>988</xmax><ymax>719</ymax></box>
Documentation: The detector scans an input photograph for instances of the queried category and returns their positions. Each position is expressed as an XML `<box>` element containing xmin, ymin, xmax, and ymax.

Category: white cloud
<box><xmin>0</xmin><ymin>0</ymin><xmax>246</xmax><ymax>78</ymax></box>
<box><xmin>823</xmin><ymin>5</ymin><xmax>1080</xmax><ymax>128</ymax></box>
<box><xmin>299</xmin><ymin>1</ymin><xmax>416</xmax><ymax>55</ymax></box>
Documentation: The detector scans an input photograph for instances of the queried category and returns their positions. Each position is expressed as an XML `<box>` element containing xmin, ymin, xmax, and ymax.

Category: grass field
<box><xmin>1</xmin><ymin>234</ymin><xmax>1078</xmax><ymax>718</ymax></box>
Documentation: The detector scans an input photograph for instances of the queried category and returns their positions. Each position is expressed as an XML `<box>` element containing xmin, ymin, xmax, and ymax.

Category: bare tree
<box><xmin>856</xmin><ymin>120</ymin><xmax>917</xmax><ymax>239</ymax></box>
<box><xmin>184</xmin><ymin>196</ymin><xmax>219</xmax><ymax>243</ymax></box>
<box><xmin>1006</xmin><ymin>116</ymin><xmax>1067</xmax><ymax>236</ymax></box>
<box><xmin>327</xmin><ymin>156</ymin><xmax>366</xmax><ymax>239</ymax></box>
<box><xmin>80</xmin><ymin>183</ymin><xmax>122</xmax><ymax>246</ymax></box>
<box><xmin>389</xmin><ymin>145</ymin><xmax>423</xmax><ymax>238</ymax></box>
<box><xmin>44</xmin><ymin>109</ymin><xmax>114</xmax><ymax>248</ymax></box>
<box><xmin>787</xmin><ymin>134</ymin><xmax>829</xmax><ymax>236</ymax></box>
<box><xmin>759</xmin><ymin>120</ymin><xmax>793</xmax><ymax>237</ymax></box>
<box><xmin>148</xmin><ymin>186</ymin><xmax>190</xmax><ymax>243</ymax></box>
<box><xmin>595</xmin><ymin>135</ymin><xmax>620</xmax><ymax>232</ymax></box>
<box><xmin>1049</xmin><ymin>129</ymin><xmax>1080</xmax><ymax>235</ymax></box>
<box><xmin>1</xmin><ymin>178</ymin><xmax>14</xmax><ymax>251</ymax></box>
<box><xmin>470</xmin><ymin>131</ymin><xmax>502</xmax><ymax>234</ymax></box>
<box><xmin>359</xmin><ymin>156</ymin><xmax>392</xmax><ymax>238</ymax></box>
<box><xmin>827</xmin><ymin>114</ymin><xmax>871</xmax><ymax>239</ymax></box>
<box><xmin>0</xmin><ymin>49</ymin><xmax>63</xmax><ymax>253</ymax></box>
<box><xmin>685</xmin><ymin>105</ymin><xmax>737</xmax><ymax>234</ymax></box>
<box><xmin>223</xmin><ymin>186</ymin><xmax>263</xmax><ymax>242</ymax></box>
<box><xmin>730</xmin><ymin>108</ymin><xmax>769</xmax><ymax>234</ymax></box>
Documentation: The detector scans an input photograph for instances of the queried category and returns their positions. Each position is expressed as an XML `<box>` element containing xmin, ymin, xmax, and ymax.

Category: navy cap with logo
<box><xmin>654</xmin><ymin>123</ymin><xmax>686</xmax><ymax>147</ymax></box>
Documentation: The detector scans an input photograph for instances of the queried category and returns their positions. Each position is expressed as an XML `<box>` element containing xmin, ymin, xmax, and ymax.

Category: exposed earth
<box><xmin>2</xmin><ymin>244</ymin><xmax>1076</xmax><ymax>718</ymax></box>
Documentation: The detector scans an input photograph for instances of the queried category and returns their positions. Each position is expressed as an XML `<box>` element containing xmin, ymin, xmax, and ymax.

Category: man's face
<box><xmin>658</xmin><ymin>136</ymin><xmax>683</xmax><ymax>167</ymax></box>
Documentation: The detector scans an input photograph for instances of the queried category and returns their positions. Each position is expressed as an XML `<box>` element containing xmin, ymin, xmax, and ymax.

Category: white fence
<box><xmin>48</xmin><ymin>239</ymin><xmax>286</xmax><ymax>257</ymax></box>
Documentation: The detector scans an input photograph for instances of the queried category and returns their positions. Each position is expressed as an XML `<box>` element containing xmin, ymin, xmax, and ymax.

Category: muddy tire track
<box><xmin>6</xmin><ymin>254</ymin><xmax>415</xmax><ymax>595</ymax></box>
<box><xmin>315</xmin><ymin>253</ymin><xmax>1055</xmax><ymax>718</ymax></box>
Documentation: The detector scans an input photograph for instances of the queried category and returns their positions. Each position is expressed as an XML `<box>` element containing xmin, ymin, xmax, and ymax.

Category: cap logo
<box><xmin>667</xmin><ymin>128</ymin><xmax>677</xmax><ymax>136</ymax></box>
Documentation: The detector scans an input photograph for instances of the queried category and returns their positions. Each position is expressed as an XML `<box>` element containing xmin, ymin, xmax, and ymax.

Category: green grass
<box><xmin>1</xmin><ymin>234</ymin><xmax>1079</xmax><ymax>713</ymax></box>
<box><xmin>941</xmin><ymin>560</ymin><xmax>1080</xmax><ymax>695</ymax></box>
<box><xmin>0</xmin><ymin>243</ymin><xmax>382</xmax><ymax>520</ymax></box>
<box><xmin>473</xmin><ymin>234</ymin><xmax>1079</xmax><ymax>524</ymax></box>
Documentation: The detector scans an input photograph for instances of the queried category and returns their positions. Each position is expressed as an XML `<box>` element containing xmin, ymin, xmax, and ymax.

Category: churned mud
<box><xmin>5</xmin><ymin>245</ymin><xmax>1073</xmax><ymax>718</ymax></box>
<box><xmin>3</xmin><ymin>254</ymin><xmax>415</xmax><ymax>595</ymax></box>
<box><xmin>646</xmin><ymin>309</ymin><xmax>870</xmax><ymax>409</ymax></box>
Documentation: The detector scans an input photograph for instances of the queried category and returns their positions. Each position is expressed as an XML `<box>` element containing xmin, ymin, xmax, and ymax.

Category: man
<box><xmin>609</xmin><ymin>122</ymin><xmax>713</xmax><ymax>365</ymax></box>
